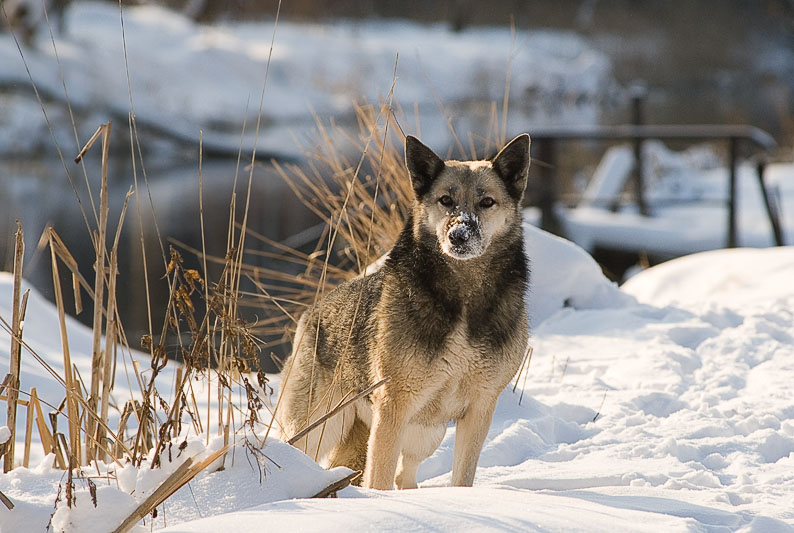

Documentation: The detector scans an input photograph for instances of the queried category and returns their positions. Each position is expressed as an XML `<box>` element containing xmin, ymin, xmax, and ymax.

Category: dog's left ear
<box><xmin>492</xmin><ymin>134</ymin><xmax>531</xmax><ymax>200</ymax></box>
<box><xmin>405</xmin><ymin>136</ymin><xmax>445</xmax><ymax>198</ymax></box>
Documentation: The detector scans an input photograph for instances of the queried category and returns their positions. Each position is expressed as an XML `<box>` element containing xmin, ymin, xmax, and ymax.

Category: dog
<box><xmin>276</xmin><ymin>133</ymin><xmax>530</xmax><ymax>490</ymax></box>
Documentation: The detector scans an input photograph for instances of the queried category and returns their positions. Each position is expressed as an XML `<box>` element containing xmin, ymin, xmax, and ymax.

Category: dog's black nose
<box><xmin>449</xmin><ymin>225</ymin><xmax>471</xmax><ymax>246</ymax></box>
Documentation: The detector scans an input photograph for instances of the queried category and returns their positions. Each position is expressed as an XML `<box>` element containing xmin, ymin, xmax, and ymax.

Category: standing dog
<box><xmin>277</xmin><ymin>134</ymin><xmax>530</xmax><ymax>489</ymax></box>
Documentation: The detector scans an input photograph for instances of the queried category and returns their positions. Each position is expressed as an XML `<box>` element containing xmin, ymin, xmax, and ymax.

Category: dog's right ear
<box><xmin>405</xmin><ymin>136</ymin><xmax>445</xmax><ymax>197</ymax></box>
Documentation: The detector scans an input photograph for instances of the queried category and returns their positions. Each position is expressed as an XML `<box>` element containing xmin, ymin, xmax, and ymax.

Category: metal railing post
<box><xmin>630</xmin><ymin>87</ymin><xmax>649</xmax><ymax>216</ymax></box>
<box><xmin>727</xmin><ymin>137</ymin><xmax>738</xmax><ymax>248</ymax></box>
<box><xmin>756</xmin><ymin>161</ymin><xmax>785</xmax><ymax>246</ymax></box>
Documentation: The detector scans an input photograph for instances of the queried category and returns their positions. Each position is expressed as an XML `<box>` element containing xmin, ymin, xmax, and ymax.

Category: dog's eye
<box><xmin>480</xmin><ymin>197</ymin><xmax>496</xmax><ymax>208</ymax></box>
<box><xmin>439</xmin><ymin>195</ymin><xmax>454</xmax><ymax>207</ymax></box>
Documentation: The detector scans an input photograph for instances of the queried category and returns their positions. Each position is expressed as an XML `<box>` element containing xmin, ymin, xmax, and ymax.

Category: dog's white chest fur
<box><xmin>409</xmin><ymin>321</ymin><xmax>486</xmax><ymax>425</ymax></box>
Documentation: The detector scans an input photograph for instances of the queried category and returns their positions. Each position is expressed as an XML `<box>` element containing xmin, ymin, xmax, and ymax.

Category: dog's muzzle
<box><xmin>448</xmin><ymin>223</ymin><xmax>473</xmax><ymax>247</ymax></box>
<box><xmin>444</xmin><ymin>214</ymin><xmax>482</xmax><ymax>259</ymax></box>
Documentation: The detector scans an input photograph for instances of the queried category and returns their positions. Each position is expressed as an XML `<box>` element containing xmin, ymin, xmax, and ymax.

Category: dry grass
<box><xmin>0</xmin><ymin>119</ymin><xmax>275</xmax><ymax>527</ymax></box>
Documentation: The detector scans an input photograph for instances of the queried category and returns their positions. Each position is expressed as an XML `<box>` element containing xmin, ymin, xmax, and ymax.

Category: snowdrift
<box><xmin>1</xmin><ymin>231</ymin><xmax>793</xmax><ymax>530</ymax></box>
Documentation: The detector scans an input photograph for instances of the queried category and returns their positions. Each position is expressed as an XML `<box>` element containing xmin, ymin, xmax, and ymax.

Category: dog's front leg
<box><xmin>451</xmin><ymin>395</ymin><xmax>498</xmax><ymax>486</ymax></box>
<box><xmin>363</xmin><ymin>399</ymin><xmax>406</xmax><ymax>490</ymax></box>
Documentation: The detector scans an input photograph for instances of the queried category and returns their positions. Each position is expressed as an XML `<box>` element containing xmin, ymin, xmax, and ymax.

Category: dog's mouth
<box><xmin>440</xmin><ymin>215</ymin><xmax>484</xmax><ymax>260</ymax></box>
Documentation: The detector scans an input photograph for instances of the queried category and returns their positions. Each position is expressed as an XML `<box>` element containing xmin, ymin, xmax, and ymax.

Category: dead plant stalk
<box><xmin>3</xmin><ymin>222</ymin><xmax>24</xmax><ymax>472</ymax></box>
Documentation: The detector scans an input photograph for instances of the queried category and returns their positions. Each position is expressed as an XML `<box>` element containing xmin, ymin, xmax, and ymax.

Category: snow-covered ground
<box><xmin>2</xmin><ymin>223</ymin><xmax>793</xmax><ymax>532</ymax></box>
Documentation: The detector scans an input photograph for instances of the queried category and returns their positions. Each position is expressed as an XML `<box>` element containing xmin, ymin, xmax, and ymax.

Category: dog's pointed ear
<box><xmin>492</xmin><ymin>134</ymin><xmax>531</xmax><ymax>200</ymax></box>
<box><xmin>405</xmin><ymin>135</ymin><xmax>445</xmax><ymax>197</ymax></box>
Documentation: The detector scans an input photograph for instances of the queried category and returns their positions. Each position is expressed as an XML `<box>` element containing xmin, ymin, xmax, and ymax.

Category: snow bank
<box><xmin>162</xmin><ymin>485</ymin><xmax>697</xmax><ymax>533</ymax></box>
<box><xmin>524</xmin><ymin>220</ymin><xmax>635</xmax><ymax>326</ymax></box>
<box><xmin>621</xmin><ymin>246</ymin><xmax>794</xmax><ymax>309</ymax></box>
<box><xmin>0</xmin><ymin>435</ymin><xmax>352</xmax><ymax>532</ymax></box>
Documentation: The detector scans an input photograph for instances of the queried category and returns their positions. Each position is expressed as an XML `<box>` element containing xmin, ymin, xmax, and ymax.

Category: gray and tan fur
<box><xmin>277</xmin><ymin>134</ymin><xmax>531</xmax><ymax>489</ymax></box>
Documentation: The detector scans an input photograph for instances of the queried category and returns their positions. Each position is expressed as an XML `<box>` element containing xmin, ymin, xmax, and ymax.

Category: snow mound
<box><xmin>161</xmin><ymin>485</ymin><xmax>698</xmax><ymax>533</ymax></box>
<box><xmin>524</xmin><ymin>220</ymin><xmax>636</xmax><ymax>326</ymax></box>
<box><xmin>621</xmin><ymin>246</ymin><xmax>794</xmax><ymax>309</ymax></box>
<box><xmin>0</xmin><ymin>435</ymin><xmax>353</xmax><ymax>532</ymax></box>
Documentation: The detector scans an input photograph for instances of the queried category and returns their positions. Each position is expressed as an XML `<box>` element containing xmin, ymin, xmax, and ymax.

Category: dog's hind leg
<box><xmin>326</xmin><ymin>414</ymin><xmax>369</xmax><ymax>483</ymax></box>
<box><xmin>395</xmin><ymin>423</ymin><xmax>446</xmax><ymax>489</ymax></box>
<box><xmin>277</xmin><ymin>319</ymin><xmax>352</xmax><ymax>462</ymax></box>
<box><xmin>279</xmin><ymin>376</ymin><xmax>353</xmax><ymax>462</ymax></box>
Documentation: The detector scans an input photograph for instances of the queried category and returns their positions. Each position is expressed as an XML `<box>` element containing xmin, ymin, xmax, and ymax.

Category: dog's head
<box><xmin>405</xmin><ymin>134</ymin><xmax>530</xmax><ymax>260</ymax></box>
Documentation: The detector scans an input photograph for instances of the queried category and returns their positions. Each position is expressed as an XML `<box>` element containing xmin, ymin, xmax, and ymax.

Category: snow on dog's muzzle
<box><xmin>443</xmin><ymin>213</ymin><xmax>483</xmax><ymax>259</ymax></box>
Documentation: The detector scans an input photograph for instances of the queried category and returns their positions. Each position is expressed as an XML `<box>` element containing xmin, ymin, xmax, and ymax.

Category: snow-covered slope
<box><xmin>2</xmin><ymin>237</ymin><xmax>794</xmax><ymax>531</ymax></box>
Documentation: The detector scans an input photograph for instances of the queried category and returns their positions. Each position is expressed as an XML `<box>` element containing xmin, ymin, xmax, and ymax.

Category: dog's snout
<box><xmin>448</xmin><ymin>224</ymin><xmax>471</xmax><ymax>246</ymax></box>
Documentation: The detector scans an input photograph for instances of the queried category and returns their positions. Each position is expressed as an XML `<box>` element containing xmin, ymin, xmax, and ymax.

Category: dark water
<box><xmin>0</xmin><ymin>149</ymin><xmax>319</xmax><ymax>368</ymax></box>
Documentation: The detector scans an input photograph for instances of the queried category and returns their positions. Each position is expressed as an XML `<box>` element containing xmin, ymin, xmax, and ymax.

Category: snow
<box><xmin>3</xmin><ymin>229</ymin><xmax>794</xmax><ymax>531</ymax></box>
<box><xmin>621</xmin><ymin>246</ymin><xmax>794</xmax><ymax>309</ymax></box>
<box><xmin>523</xmin><ymin>221</ymin><xmax>635</xmax><ymax>326</ymax></box>
<box><xmin>159</xmin><ymin>486</ymin><xmax>699</xmax><ymax>533</ymax></box>
<box><xmin>0</xmin><ymin>1</ymin><xmax>614</xmax><ymax>158</ymax></box>
<box><xmin>0</xmin><ymin>435</ymin><xmax>352</xmax><ymax>532</ymax></box>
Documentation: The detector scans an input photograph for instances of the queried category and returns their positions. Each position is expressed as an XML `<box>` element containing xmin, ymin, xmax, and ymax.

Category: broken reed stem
<box><xmin>48</xmin><ymin>229</ymin><xmax>82</xmax><ymax>464</ymax></box>
<box><xmin>98</xmin><ymin>248</ymin><xmax>119</xmax><ymax>463</ymax></box>
<box><xmin>518</xmin><ymin>346</ymin><xmax>534</xmax><ymax>406</ymax></box>
<box><xmin>311</xmin><ymin>469</ymin><xmax>361</xmax><ymax>498</ymax></box>
<box><xmin>112</xmin><ymin>445</ymin><xmax>229</xmax><ymax>533</ymax></box>
<box><xmin>198</xmin><ymin>130</ymin><xmax>212</xmax><ymax>447</ymax></box>
<box><xmin>30</xmin><ymin>388</ymin><xmax>63</xmax><ymax>468</ymax></box>
<box><xmin>593</xmin><ymin>389</ymin><xmax>608</xmax><ymax>423</ymax></box>
<box><xmin>23</xmin><ymin>386</ymin><xmax>35</xmax><ymax>468</ymax></box>
<box><xmin>3</xmin><ymin>222</ymin><xmax>24</xmax><ymax>472</ymax></box>
<box><xmin>512</xmin><ymin>344</ymin><xmax>530</xmax><ymax>394</ymax></box>
<box><xmin>88</xmin><ymin>121</ymin><xmax>112</xmax><ymax>462</ymax></box>
<box><xmin>0</xmin><ymin>490</ymin><xmax>14</xmax><ymax>510</ymax></box>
